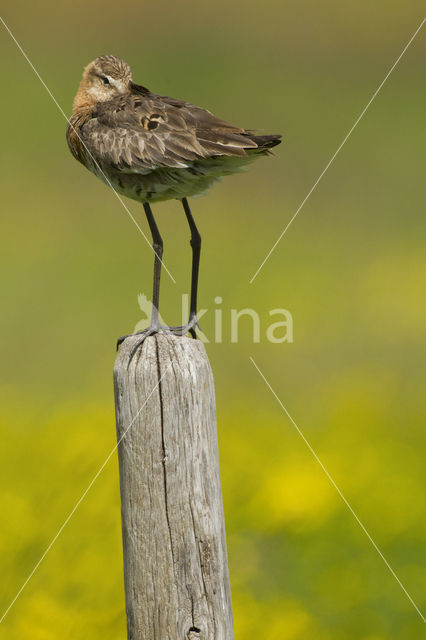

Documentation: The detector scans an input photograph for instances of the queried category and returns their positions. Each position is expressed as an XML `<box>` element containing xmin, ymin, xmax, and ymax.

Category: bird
<box><xmin>66</xmin><ymin>55</ymin><xmax>281</xmax><ymax>357</ymax></box>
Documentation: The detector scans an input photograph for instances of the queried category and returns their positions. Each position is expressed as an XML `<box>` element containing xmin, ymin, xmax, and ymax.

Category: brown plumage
<box><xmin>66</xmin><ymin>55</ymin><xmax>282</xmax><ymax>355</ymax></box>
<box><xmin>67</xmin><ymin>55</ymin><xmax>281</xmax><ymax>202</ymax></box>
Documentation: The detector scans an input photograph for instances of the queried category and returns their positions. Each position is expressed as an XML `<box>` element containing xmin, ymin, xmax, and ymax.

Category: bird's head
<box><xmin>73</xmin><ymin>55</ymin><xmax>133</xmax><ymax>110</ymax></box>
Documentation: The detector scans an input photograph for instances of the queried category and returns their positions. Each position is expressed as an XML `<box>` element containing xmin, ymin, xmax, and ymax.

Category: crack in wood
<box><xmin>155</xmin><ymin>336</ymin><xmax>175</xmax><ymax>565</ymax></box>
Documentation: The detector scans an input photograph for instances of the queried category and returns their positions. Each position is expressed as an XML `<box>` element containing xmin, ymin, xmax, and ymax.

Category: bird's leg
<box><xmin>116</xmin><ymin>202</ymin><xmax>164</xmax><ymax>354</ymax></box>
<box><xmin>167</xmin><ymin>198</ymin><xmax>201</xmax><ymax>337</ymax></box>
<box><xmin>182</xmin><ymin>197</ymin><xmax>201</xmax><ymax>337</ymax></box>
<box><xmin>117</xmin><ymin>200</ymin><xmax>202</xmax><ymax>363</ymax></box>
<box><xmin>144</xmin><ymin>202</ymin><xmax>163</xmax><ymax>329</ymax></box>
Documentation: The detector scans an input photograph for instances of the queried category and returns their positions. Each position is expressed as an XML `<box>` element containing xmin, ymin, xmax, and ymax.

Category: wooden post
<box><xmin>113</xmin><ymin>334</ymin><xmax>234</xmax><ymax>640</ymax></box>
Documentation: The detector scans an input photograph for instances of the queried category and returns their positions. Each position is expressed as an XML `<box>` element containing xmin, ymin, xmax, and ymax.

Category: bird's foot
<box><xmin>116</xmin><ymin>325</ymin><xmax>159</xmax><ymax>363</ymax></box>
<box><xmin>116</xmin><ymin>328</ymin><xmax>153</xmax><ymax>350</ymax></box>
<box><xmin>117</xmin><ymin>316</ymin><xmax>200</xmax><ymax>364</ymax></box>
<box><xmin>166</xmin><ymin>314</ymin><xmax>200</xmax><ymax>339</ymax></box>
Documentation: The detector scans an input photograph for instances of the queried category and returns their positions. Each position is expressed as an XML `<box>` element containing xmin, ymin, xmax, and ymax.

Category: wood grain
<box><xmin>113</xmin><ymin>334</ymin><xmax>234</xmax><ymax>640</ymax></box>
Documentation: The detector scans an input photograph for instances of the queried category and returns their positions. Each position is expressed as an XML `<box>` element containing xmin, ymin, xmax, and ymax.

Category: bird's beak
<box><xmin>130</xmin><ymin>82</ymin><xmax>150</xmax><ymax>95</ymax></box>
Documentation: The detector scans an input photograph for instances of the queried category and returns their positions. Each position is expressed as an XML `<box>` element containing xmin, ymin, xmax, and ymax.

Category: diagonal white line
<box><xmin>249</xmin><ymin>17</ymin><xmax>426</xmax><ymax>284</ymax></box>
<box><xmin>0</xmin><ymin>354</ymin><xmax>173</xmax><ymax>625</ymax></box>
<box><xmin>250</xmin><ymin>356</ymin><xmax>426</xmax><ymax>624</ymax></box>
<box><xmin>0</xmin><ymin>15</ymin><xmax>176</xmax><ymax>284</ymax></box>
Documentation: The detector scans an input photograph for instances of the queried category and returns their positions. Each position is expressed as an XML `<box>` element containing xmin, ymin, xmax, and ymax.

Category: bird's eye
<box><xmin>102</xmin><ymin>76</ymin><xmax>110</xmax><ymax>85</ymax></box>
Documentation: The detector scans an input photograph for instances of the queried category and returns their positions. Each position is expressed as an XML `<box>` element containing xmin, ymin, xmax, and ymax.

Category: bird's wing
<box><xmin>80</xmin><ymin>92</ymin><xmax>258</xmax><ymax>173</ymax></box>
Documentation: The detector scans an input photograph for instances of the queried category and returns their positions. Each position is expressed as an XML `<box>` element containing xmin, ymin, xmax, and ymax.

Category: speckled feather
<box><xmin>67</xmin><ymin>56</ymin><xmax>281</xmax><ymax>202</ymax></box>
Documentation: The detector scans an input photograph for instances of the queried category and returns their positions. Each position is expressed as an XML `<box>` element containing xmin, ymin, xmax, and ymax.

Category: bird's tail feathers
<box><xmin>248</xmin><ymin>134</ymin><xmax>282</xmax><ymax>149</ymax></box>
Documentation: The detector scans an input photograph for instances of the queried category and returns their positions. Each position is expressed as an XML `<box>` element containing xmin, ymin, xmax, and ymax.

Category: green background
<box><xmin>0</xmin><ymin>2</ymin><xmax>425</xmax><ymax>638</ymax></box>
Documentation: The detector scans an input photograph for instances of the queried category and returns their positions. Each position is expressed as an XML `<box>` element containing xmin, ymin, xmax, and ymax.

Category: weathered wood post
<box><xmin>113</xmin><ymin>334</ymin><xmax>234</xmax><ymax>640</ymax></box>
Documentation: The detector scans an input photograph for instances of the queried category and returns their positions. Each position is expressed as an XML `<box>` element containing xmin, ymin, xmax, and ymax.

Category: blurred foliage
<box><xmin>0</xmin><ymin>1</ymin><xmax>425</xmax><ymax>638</ymax></box>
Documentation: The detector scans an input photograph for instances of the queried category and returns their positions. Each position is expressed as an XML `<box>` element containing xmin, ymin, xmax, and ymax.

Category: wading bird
<box><xmin>67</xmin><ymin>55</ymin><xmax>281</xmax><ymax>355</ymax></box>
